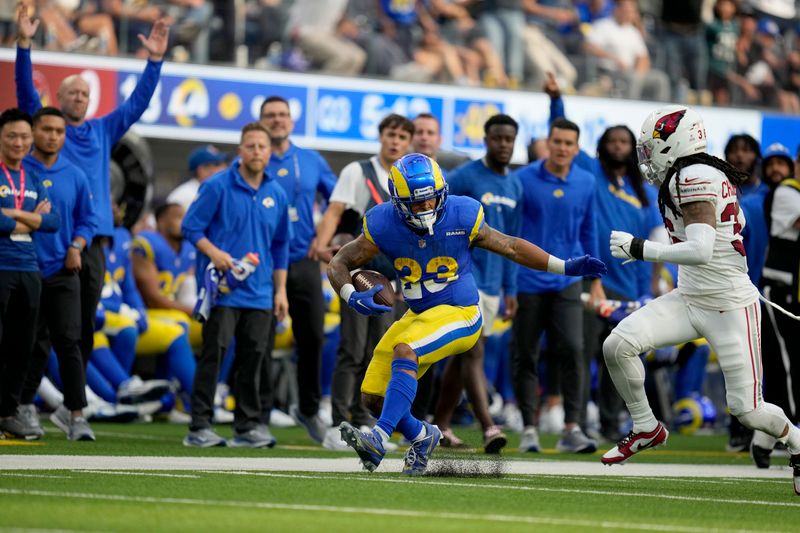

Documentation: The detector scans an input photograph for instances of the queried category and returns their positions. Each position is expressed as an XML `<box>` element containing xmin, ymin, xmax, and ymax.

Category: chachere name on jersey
<box><xmin>446</xmin><ymin>229</ymin><xmax>466</xmax><ymax>237</ymax></box>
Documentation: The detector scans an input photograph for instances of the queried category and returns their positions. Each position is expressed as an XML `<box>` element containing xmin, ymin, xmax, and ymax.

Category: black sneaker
<box><xmin>791</xmin><ymin>454</ymin><xmax>800</xmax><ymax>496</ymax></box>
<box><xmin>750</xmin><ymin>441</ymin><xmax>772</xmax><ymax>469</ymax></box>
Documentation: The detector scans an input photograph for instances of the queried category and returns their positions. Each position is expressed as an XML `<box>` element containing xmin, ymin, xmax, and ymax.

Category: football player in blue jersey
<box><xmin>328</xmin><ymin>153</ymin><xmax>607</xmax><ymax>475</ymax></box>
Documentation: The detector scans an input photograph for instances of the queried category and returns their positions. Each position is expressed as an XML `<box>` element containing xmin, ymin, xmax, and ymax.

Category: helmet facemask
<box><xmin>389</xmin><ymin>153</ymin><xmax>448</xmax><ymax>235</ymax></box>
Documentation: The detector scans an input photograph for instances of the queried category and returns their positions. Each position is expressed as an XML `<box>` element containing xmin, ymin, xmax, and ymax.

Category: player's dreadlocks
<box><xmin>658</xmin><ymin>153</ymin><xmax>749</xmax><ymax>220</ymax></box>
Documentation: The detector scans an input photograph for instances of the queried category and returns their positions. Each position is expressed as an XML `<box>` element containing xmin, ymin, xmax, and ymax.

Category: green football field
<box><xmin>1</xmin><ymin>421</ymin><xmax>798</xmax><ymax>533</ymax></box>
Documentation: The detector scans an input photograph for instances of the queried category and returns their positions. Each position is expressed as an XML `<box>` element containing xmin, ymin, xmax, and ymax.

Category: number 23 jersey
<box><xmin>663</xmin><ymin>163</ymin><xmax>759</xmax><ymax>310</ymax></box>
<box><xmin>363</xmin><ymin>195</ymin><xmax>484</xmax><ymax>314</ymax></box>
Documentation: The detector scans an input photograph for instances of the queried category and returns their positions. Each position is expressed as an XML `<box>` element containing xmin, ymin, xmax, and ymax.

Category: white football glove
<box><xmin>610</xmin><ymin>230</ymin><xmax>636</xmax><ymax>262</ymax></box>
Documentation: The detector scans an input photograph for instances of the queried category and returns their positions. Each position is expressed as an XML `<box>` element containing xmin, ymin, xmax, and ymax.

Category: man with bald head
<box><xmin>15</xmin><ymin>5</ymin><xmax>169</xmax><ymax>369</ymax></box>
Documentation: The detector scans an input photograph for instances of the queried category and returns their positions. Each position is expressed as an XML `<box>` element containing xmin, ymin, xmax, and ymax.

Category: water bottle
<box><xmin>219</xmin><ymin>252</ymin><xmax>260</xmax><ymax>294</ymax></box>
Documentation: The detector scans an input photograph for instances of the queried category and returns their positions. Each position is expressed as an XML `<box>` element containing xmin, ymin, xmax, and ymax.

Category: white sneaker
<box><xmin>502</xmin><ymin>403</ymin><xmax>524</xmax><ymax>433</ymax></box>
<box><xmin>270</xmin><ymin>409</ymin><xmax>297</xmax><ymax>428</ymax></box>
<box><xmin>520</xmin><ymin>426</ymin><xmax>541</xmax><ymax>452</ymax></box>
<box><xmin>167</xmin><ymin>409</ymin><xmax>192</xmax><ymax>424</ymax></box>
<box><xmin>322</xmin><ymin>426</ymin><xmax>351</xmax><ymax>451</ymax></box>
<box><xmin>539</xmin><ymin>404</ymin><xmax>565</xmax><ymax>434</ymax></box>
<box><xmin>488</xmin><ymin>392</ymin><xmax>504</xmax><ymax>418</ymax></box>
<box><xmin>213</xmin><ymin>406</ymin><xmax>234</xmax><ymax>424</ymax></box>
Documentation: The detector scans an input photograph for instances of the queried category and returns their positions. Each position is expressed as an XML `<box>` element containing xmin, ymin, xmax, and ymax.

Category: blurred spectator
<box><xmin>428</xmin><ymin>0</ymin><xmax>510</xmax><ymax>87</ymax></box>
<box><xmin>746</xmin><ymin>0</ymin><xmax>796</xmax><ymax>31</ymax></box>
<box><xmin>660</xmin><ymin>0</ymin><xmax>709</xmax><ymax>102</ymax></box>
<box><xmin>159</xmin><ymin>0</ymin><xmax>214</xmax><ymax>62</ymax></box>
<box><xmin>245</xmin><ymin>0</ymin><xmax>288</xmax><ymax>66</ymax></box>
<box><xmin>523</xmin><ymin>0</ymin><xmax>582</xmax><ymax>54</ymax></box>
<box><xmin>479</xmin><ymin>0</ymin><xmax>526</xmax><ymax>87</ymax></box>
<box><xmin>341</xmin><ymin>0</ymin><xmax>410</xmax><ymax>78</ymax></box>
<box><xmin>166</xmin><ymin>145</ymin><xmax>228</xmax><ymax>211</ymax></box>
<box><xmin>102</xmin><ymin>0</ymin><xmax>168</xmax><ymax>57</ymax></box>
<box><xmin>521</xmin><ymin>0</ymin><xmax>578</xmax><ymax>91</ymax></box>
<box><xmin>585</xmin><ymin>0</ymin><xmax>670</xmax><ymax>101</ymax></box>
<box><xmin>285</xmin><ymin>0</ymin><xmax>365</xmax><ymax>75</ymax></box>
<box><xmin>35</xmin><ymin>0</ymin><xmax>118</xmax><ymax>54</ymax></box>
<box><xmin>706</xmin><ymin>0</ymin><xmax>740</xmax><ymax>105</ymax></box>
<box><xmin>738</xmin><ymin>17</ymin><xmax>798</xmax><ymax>111</ymax></box>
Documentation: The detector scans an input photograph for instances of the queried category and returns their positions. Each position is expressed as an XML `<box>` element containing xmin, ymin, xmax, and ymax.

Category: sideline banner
<box><xmin>0</xmin><ymin>48</ymin><xmax>782</xmax><ymax>163</ymax></box>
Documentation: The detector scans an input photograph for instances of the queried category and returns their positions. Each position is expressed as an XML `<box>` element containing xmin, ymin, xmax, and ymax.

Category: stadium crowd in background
<box><xmin>7</xmin><ymin>0</ymin><xmax>800</xmax><ymax>111</ymax></box>
<box><xmin>1</xmin><ymin>0</ymin><xmax>799</xmax><ymax>491</ymax></box>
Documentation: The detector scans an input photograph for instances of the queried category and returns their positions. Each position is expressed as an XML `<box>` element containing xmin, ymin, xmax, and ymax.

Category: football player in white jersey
<box><xmin>601</xmin><ymin>105</ymin><xmax>800</xmax><ymax>495</ymax></box>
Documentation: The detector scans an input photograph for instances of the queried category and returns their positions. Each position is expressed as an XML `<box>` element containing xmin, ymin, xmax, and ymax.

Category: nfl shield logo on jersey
<box><xmin>418</xmin><ymin>239</ymin><xmax>426</xmax><ymax>248</ymax></box>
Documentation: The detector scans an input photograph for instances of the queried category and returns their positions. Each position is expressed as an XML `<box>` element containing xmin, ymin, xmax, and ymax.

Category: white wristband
<box><xmin>546</xmin><ymin>255</ymin><xmax>565</xmax><ymax>274</ymax></box>
<box><xmin>340</xmin><ymin>283</ymin><xmax>356</xmax><ymax>302</ymax></box>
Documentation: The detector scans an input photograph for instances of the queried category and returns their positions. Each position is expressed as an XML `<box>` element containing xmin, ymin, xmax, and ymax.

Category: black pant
<box><xmin>330</xmin><ymin>299</ymin><xmax>394</xmax><ymax>426</ymax></box>
<box><xmin>512</xmin><ymin>282</ymin><xmax>584</xmax><ymax>427</ymax></box>
<box><xmin>760</xmin><ymin>283</ymin><xmax>800</xmax><ymax>422</ymax></box>
<box><xmin>580</xmin><ymin>283</ymin><xmax>625</xmax><ymax>435</ymax></box>
<box><xmin>0</xmin><ymin>270</ymin><xmax>41</xmax><ymax>417</ymax></box>
<box><xmin>285</xmin><ymin>258</ymin><xmax>325</xmax><ymax>418</ymax></box>
<box><xmin>22</xmin><ymin>270</ymin><xmax>86</xmax><ymax>411</ymax></box>
<box><xmin>191</xmin><ymin>306</ymin><xmax>272</xmax><ymax>433</ymax></box>
<box><xmin>79</xmin><ymin>239</ymin><xmax>105</xmax><ymax>366</ymax></box>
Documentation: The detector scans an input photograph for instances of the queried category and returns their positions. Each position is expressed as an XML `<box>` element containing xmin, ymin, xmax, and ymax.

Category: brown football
<box><xmin>352</xmin><ymin>270</ymin><xmax>395</xmax><ymax>307</ymax></box>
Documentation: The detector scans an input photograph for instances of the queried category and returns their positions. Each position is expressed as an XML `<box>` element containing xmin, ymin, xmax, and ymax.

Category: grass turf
<box><xmin>1</xmin><ymin>421</ymin><xmax>797</xmax><ymax>532</ymax></box>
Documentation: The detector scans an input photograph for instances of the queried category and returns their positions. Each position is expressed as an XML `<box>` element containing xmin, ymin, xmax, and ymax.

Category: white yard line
<box><xmin>202</xmin><ymin>471</ymin><xmax>800</xmax><ymax>509</ymax></box>
<box><xmin>73</xmin><ymin>470</ymin><xmax>200</xmax><ymax>478</ymax></box>
<box><xmin>0</xmin><ymin>488</ymin><xmax>782</xmax><ymax>533</ymax></box>
<box><xmin>0</xmin><ymin>455</ymin><xmax>790</xmax><ymax>479</ymax></box>
<box><xmin>0</xmin><ymin>473</ymin><xmax>71</xmax><ymax>480</ymax></box>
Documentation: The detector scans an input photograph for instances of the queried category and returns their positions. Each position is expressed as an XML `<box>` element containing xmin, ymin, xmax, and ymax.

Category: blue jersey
<box><xmin>591</xmin><ymin>160</ymin><xmax>661</xmax><ymax>300</ymax></box>
<box><xmin>131</xmin><ymin>231</ymin><xmax>196</xmax><ymax>299</ymax></box>
<box><xmin>363</xmin><ymin>196</ymin><xmax>484</xmax><ymax>314</ymax></box>
<box><xmin>740</xmin><ymin>186</ymin><xmax>770</xmax><ymax>286</ymax></box>
<box><xmin>101</xmin><ymin>227</ymin><xmax>145</xmax><ymax>314</ymax></box>
<box><xmin>0</xmin><ymin>162</ymin><xmax>59</xmax><ymax>272</ymax></box>
<box><xmin>448</xmin><ymin>159</ymin><xmax>522</xmax><ymax>297</ymax></box>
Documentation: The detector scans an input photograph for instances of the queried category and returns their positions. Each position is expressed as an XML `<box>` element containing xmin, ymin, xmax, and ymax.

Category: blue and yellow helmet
<box><xmin>389</xmin><ymin>153</ymin><xmax>448</xmax><ymax>234</ymax></box>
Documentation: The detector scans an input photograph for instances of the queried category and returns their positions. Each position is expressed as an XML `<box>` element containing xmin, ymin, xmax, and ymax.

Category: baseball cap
<box><xmin>762</xmin><ymin>142</ymin><xmax>794</xmax><ymax>173</ymax></box>
<box><xmin>188</xmin><ymin>145</ymin><xmax>227</xmax><ymax>173</ymax></box>
<box><xmin>757</xmin><ymin>18</ymin><xmax>780</xmax><ymax>38</ymax></box>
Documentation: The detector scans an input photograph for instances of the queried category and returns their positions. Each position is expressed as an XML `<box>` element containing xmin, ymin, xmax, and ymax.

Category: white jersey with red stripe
<box><xmin>662</xmin><ymin>163</ymin><xmax>759</xmax><ymax>310</ymax></box>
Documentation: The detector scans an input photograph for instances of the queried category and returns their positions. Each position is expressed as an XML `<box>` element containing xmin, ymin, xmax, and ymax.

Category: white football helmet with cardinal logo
<box><xmin>637</xmin><ymin>105</ymin><xmax>707</xmax><ymax>184</ymax></box>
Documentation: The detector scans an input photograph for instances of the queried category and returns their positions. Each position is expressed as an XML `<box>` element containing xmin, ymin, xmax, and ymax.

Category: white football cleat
<box><xmin>601</xmin><ymin>422</ymin><xmax>668</xmax><ymax>465</ymax></box>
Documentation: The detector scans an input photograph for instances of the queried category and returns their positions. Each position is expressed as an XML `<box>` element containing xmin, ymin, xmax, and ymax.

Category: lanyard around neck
<box><xmin>0</xmin><ymin>161</ymin><xmax>25</xmax><ymax>210</ymax></box>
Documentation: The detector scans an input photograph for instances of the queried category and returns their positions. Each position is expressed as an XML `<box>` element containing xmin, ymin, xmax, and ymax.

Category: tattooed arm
<box><xmin>471</xmin><ymin>224</ymin><xmax>552</xmax><ymax>272</ymax></box>
<box><xmin>327</xmin><ymin>234</ymin><xmax>382</xmax><ymax>294</ymax></box>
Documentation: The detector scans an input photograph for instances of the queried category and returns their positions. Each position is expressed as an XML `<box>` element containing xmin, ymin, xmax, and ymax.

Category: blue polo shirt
<box><xmin>17</xmin><ymin>46</ymin><xmax>162</xmax><ymax>237</ymax></box>
<box><xmin>182</xmin><ymin>164</ymin><xmax>291</xmax><ymax>310</ymax></box>
<box><xmin>740</xmin><ymin>185</ymin><xmax>770</xmax><ymax>286</ymax></box>
<box><xmin>268</xmin><ymin>143</ymin><xmax>336</xmax><ymax>264</ymax></box>
<box><xmin>448</xmin><ymin>159</ymin><xmax>522</xmax><ymax>297</ymax></box>
<box><xmin>515</xmin><ymin>160</ymin><xmax>598</xmax><ymax>294</ymax></box>
<box><xmin>26</xmin><ymin>154</ymin><xmax>96</xmax><ymax>279</ymax></box>
<box><xmin>0</xmin><ymin>161</ymin><xmax>60</xmax><ymax>272</ymax></box>
<box><xmin>591</xmin><ymin>159</ymin><xmax>661</xmax><ymax>299</ymax></box>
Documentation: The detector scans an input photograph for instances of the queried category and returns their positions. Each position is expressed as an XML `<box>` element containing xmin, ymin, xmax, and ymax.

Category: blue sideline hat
<box><xmin>188</xmin><ymin>145</ymin><xmax>227</xmax><ymax>173</ymax></box>
<box><xmin>762</xmin><ymin>142</ymin><xmax>794</xmax><ymax>174</ymax></box>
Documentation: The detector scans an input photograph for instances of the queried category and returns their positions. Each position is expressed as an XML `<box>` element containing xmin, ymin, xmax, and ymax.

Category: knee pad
<box><xmin>603</xmin><ymin>332</ymin><xmax>640</xmax><ymax>366</ymax></box>
<box><xmin>736</xmin><ymin>403</ymin><xmax>791</xmax><ymax>439</ymax></box>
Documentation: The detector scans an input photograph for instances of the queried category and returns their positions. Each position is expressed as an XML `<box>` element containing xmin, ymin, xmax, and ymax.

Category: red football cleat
<box><xmin>601</xmin><ymin>422</ymin><xmax>669</xmax><ymax>465</ymax></box>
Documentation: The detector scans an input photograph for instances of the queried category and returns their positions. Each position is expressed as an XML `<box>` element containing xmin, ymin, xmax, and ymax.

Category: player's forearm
<box><xmin>506</xmin><ymin>236</ymin><xmax>552</xmax><ymax>272</ymax></box>
<box><xmin>637</xmin><ymin>224</ymin><xmax>715</xmax><ymax>265</ymax></box>
<box><xmin>327</xmin><ymin>259</ymin><xmax>354</xmax><ymax>295</ymax></box>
